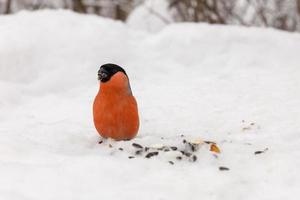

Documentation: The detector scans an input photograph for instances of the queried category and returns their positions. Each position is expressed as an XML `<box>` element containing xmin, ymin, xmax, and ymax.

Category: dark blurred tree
<box><xmin>168</xmin><ymin>0</ymin><xmax>300</xmax><ymax>32</ymax></box>
<box><xmin>4</xmin><ymin>0</ymin><xmax>12</xmax><ymax>14</ymax></box>
<box><xmin>73</xmin><ymin>0</ymin><xmax>86</xmax><ymax>13</ymax></box>
<box><xmin>1</xmin><ymin>0</ymin><xmax>137</xmax><ymax>21</ymax></box>
<box><xmin>1</xmin><ymin>0</ymin><xmax>299</xmax><ymax>32</ymax></box>
<box><xmin>169</xmin><ymin>0</ymin><xmax>227</xmax><ymax>23</ymax></box>
<box><xmin>248</xmin><ymin>0</ymin><xmax>299</xmax><ymax>31</ymax></box>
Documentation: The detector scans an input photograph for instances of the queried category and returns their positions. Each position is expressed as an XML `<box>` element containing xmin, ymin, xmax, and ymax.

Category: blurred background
<box><xmin>0</xmin><ymin>0</ymin><xmax>300</xmax><ymax>32</ymax></box>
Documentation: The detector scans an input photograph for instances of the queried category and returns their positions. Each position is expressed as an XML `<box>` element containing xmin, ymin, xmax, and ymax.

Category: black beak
<box><xmin>98</xmin><ymin>69</ymin><xmax>109</xmax><ymax>82</ymax></box>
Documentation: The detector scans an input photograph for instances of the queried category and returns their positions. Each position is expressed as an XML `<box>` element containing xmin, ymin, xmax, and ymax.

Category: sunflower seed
<box><xmin>190</xmin><ymin>144</ymin><xmax>196</xmax><ymax>152</ymax></box>
<box><xmin>176</xmin><ymin>156</ymin><xmax>182</xmax><ymax>160</ymax></box>
<box><xmin>219</xmin><ymin>166</ymin><xmax>230</xmax><ymax>171</ymax></box>
<box><xmin>132</xmin><ymin>143</ymin><xmax>143</xmax><ymax>149</ymax></box>
<box><xmin>191</xmin><ymin>155</ymin><xmax>197</xmax><ymax>162</ymax></box>
<box><xmin>183</xmin><ymin>152</ymin><xmax>192</xmax><ymax>157</ymax></box>
<box><xmin>170</xmin><ymin>146</ymin><xmax>177</xmax><ymax>151</ymax></box>
<box><xmin>135</xmin><ymin>150</ymin><xmax>143</xmax><ymax>155</ymax></box>
<box><xmin>145</xmin><ymin>152</ymin><xmax>159</xmax><ymax>158</ymax></box>
<box><xmin>254</xmin><ymin>148</ymin><xmax>268</xmax><ymax>155</ymax></box>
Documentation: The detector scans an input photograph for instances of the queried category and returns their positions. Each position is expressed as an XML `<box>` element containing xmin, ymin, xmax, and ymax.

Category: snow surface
<box><xmin>127</xmin><ymin>0</ymin><xmax>172</xmax><ymax>32</ymax></box>
<box><xmin>1</xmin><ymin>10</ymin><xmax>300</xmax><ymax>200</ymax></box>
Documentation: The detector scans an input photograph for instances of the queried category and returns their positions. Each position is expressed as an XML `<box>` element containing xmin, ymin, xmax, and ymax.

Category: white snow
<box><xmin>1</xmin><ymin>10</ymin><xmax>300</xmax><ymax>200</ymax></box>
<box><xmin>127</xmin><ymin>0</ymin><xmax>172</xmax><ymax>32</ymax></box>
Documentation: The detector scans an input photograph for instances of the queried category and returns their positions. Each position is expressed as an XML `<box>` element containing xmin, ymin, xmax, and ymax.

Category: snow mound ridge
<box><xmin>0</xmin><ymin>10</ymin><xmax>300</xmax><ymax>200</ymax></box>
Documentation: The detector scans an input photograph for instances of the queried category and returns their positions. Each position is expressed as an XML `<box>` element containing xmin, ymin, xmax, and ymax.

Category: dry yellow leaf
<box><xmin>210</xmin><ymin>144</ymin><xmax>221</xmax><ymax>153</ymax></box>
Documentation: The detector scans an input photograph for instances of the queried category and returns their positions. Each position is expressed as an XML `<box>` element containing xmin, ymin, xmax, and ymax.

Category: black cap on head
<box><xmin>98</xmin><ymin>63</ymin><xmax>127</xmax><ymax>82</ymax></box>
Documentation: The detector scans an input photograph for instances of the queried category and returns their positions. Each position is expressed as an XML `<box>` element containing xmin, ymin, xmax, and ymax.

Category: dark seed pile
<box><xmin>98</xmin><ymin>137</ymin><xmax>229</xmax><ymax>169</ymax></box>
<box><xmin>130</xmin><ymin>139</ymin><xmax>201</xmax><ymax>165</ymax></box>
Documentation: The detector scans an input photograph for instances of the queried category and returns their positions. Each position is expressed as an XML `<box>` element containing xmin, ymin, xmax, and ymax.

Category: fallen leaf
<box><xmin>210</xmin><ymin>144</ymin><xmax>221</xmax><ymax>153</ymax></box>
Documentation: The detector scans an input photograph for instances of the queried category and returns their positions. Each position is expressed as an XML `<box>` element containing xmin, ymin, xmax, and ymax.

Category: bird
<box><xmin>93</xmin><ymin>63</ymin><xmax>139</xmax><ymax>141</ymax></box>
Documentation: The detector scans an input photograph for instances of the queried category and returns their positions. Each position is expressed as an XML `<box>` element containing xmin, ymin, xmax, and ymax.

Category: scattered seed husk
<box><xmin>182</xmin><ymin>152</ymin><xmax>192</xmax><ymax>157</ymax></box>
<box><xmin>191</xmin><ymin>145</ymin><xmax>196</xmax><ymax>152</ymax></box>
<box><xmin>180</xmin><ymin>151</ymin><xmax>190</xmax><ymax>156</ymax></box>
<box><xmin>191</xmin><ymin>155</ymin><xmax>197</xmax><ymax>162</ymax></box>
<box><xmin>98</xmin><ymin>137</ymin><xmax>223</xmax><ymax>164</ymax></box>
<box><xmin>242</xmin><ymin>127</ymin><xmax>251</xmax><ymax>131</ymax></box>
<box><xmin>184</xmin><ymin>140</ymin><xmax>203</xmax><ymax>152</ymax></box>
<box><xmin>187</xmin><ymin>143</ymin><xmax>198</xmax><ymax>152</ymax></box>
<box><xmin>254</xmin><ymin>148</ymin><xmax>268</xmax><ymax>155</ymax></box>
<box><xmin>176</xmin><ymin>156</ymin><xmax>182</xmax><ymax>160</ymax></box>
<box><xmin>204</xmin><ymin>141</ymin><xmax>216</xmax><ymax>144</ymax></box>
<box><xmin>170</xmin><ymin>146</ymin><xmax>177</xmax><ymax>151</ymax></box>
<box><xmin>145</xmin><ymin>152</ymin><xmax>159</xmax><ymax>158</ymax></box>
<box><xmin>219</xmin><ymin>166</ymin><xmax>230</xmax><ymax>171</ymax></box>
<box><xmin>150</xmin><ymin>144</ymin><xmax>165</xmax><ymax>150</ymax></box>
<box><xmin>254</xmin><ymin>150</ymin><xmax>263</xmax><ymax>155</ymax></box>
<box><xmin>190</xmin><ymin>139</ymin><xmax>204</xmax><ymax>145</ymax></box>
<box><xmin>132</xmin><ymin>143</ymin><xmax>143</xmax><ymax>149</ymax></box>
<box><xmin>135</xmin><ymin>150</ymin><xmax>143</xmax><ymax>155</ymax></box>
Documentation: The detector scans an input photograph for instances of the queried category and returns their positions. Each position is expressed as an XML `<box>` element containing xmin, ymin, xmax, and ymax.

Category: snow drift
<box><xmin>0</xmin><ymin>10</ymin><xmax>300</xmax><ymax>200</ymax></box>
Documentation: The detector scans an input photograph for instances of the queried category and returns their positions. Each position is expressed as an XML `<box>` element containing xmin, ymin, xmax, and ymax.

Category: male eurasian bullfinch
<box><xmin>93</xmin><ymin>64</ymin><xmax>139</xmax><ymax>140</ymax></box>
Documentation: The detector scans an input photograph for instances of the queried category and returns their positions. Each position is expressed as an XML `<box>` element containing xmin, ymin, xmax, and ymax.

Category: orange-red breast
<box><xmin>93</xmin><ymin>64</ymin><xmax>139</xmax><ymax>140</ymax></box>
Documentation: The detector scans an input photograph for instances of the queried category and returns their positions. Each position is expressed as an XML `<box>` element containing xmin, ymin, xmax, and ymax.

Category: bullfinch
<box><xmin>93</xmin><ymin>64</ymin><xmax>139</xmax><ymax>140</ymax></box>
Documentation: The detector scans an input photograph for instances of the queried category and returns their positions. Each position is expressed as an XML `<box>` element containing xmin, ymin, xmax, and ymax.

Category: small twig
<box><xmin>145</xmin><ymin>5</ymin><xmax>171</xmax><ymax>24</ymax></box>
